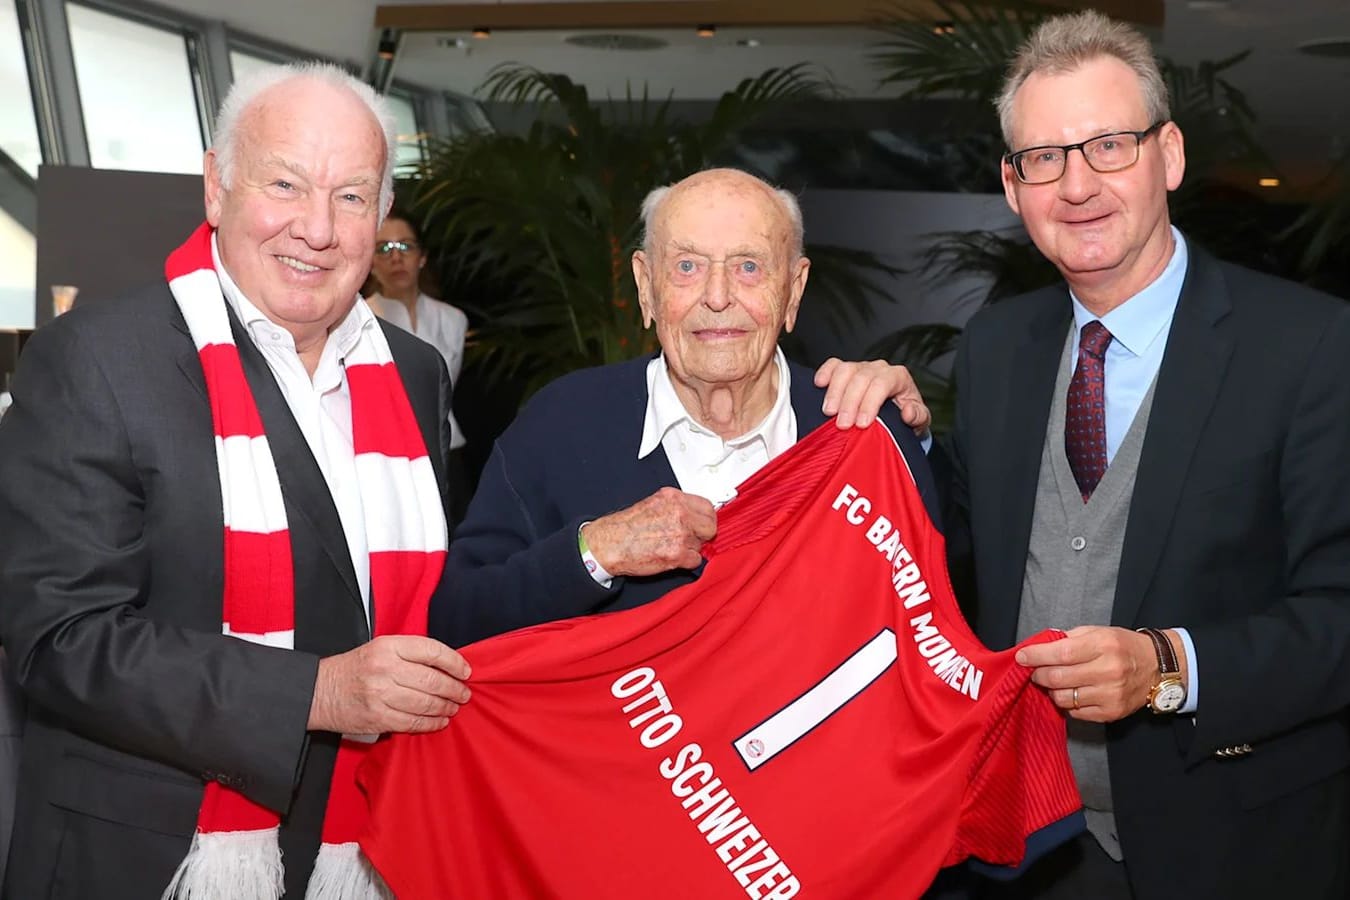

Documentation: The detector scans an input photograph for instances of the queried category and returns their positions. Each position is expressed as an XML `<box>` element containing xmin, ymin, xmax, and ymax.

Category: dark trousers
<box><xmin>978</xmin><ymin>832</ymin><xmax>1132</xmax><ymax>900</ymax></box>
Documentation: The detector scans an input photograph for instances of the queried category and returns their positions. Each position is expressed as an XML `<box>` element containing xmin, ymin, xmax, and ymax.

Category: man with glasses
<box><xmin>944</xmin><ymin>10</ymin><xmax>1350</xmax><ymax>899</ymax></box>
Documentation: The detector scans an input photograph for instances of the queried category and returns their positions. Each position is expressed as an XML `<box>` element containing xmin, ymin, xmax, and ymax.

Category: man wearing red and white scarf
<box><xmin>0</xmin><ymin>64</ymin><xmax>470</xmax><ymax>899</ymax></box>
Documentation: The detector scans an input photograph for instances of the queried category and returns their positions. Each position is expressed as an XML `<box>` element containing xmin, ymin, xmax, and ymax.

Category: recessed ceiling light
<box><xmin>1258</xmin><ymin>177</ymin><xmax>1281</xmax><ymax>188</ymax></box>
<box><xmin>696</xmin><ymin>24</ymin><xmax>716</xmax><ymax>38</ymax></box>
<box><xmin>471</xmin><ymin>27</ymin><xmax>491</xmax><ymax>40</ymax></box>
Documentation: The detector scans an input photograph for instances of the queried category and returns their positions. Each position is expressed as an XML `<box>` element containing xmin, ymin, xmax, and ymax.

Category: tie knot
<box><xmin>1079</xmin><ymin>321</ymin><xmax>1113</xmax><ymax>359</ymax></box>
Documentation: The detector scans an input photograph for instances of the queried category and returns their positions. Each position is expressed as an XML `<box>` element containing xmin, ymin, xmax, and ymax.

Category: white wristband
<box><xmin>578</xmin><ymin>522</ymin><xmax>614</xmax><ymax>588</ymax></box>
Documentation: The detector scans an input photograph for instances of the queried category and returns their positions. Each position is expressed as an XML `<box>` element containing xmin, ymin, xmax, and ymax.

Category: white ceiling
<box><xmin>154</xmin><ymin>0</ymin><xmax>1350</xmax><ymax>187</ymax></box>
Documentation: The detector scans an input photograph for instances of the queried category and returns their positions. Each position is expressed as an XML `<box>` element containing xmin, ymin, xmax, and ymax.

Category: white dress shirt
<box><xmin>637</xmin><ymin>348</ymin><xmax>798</xmax><ymax>506</ymax></box>
<box><xmin>213</xmin><ymin>235</ymin><xmax>373</xmax><ymax>624</ymax></box>
<box><xmin>368</xmin><ymin>292</ymin><xmax>468</xmax><ymax>449</ymax></box>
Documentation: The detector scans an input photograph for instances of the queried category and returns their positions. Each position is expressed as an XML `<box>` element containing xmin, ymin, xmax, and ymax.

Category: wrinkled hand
<box><xmin>1015</xmin><ymin>626</ymin><xmax>1159</xmax><ymax>723</ymax></box>
<box><xmin>308</xmin><ymin>634</ymin><xmax>471</xmax><ymax>735</ymax></box>
<box><xmin>582</xmin><ymin>487</ymin><xmax>717</xmax><ymax>578</ymax></box>
<box><xmin>814</xmin><ymin>358</ymin><xmax>931</xmax><ymax>435</ymax></box>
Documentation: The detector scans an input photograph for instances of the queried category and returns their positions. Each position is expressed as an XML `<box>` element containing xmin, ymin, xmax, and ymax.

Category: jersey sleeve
<box><xmin>947</xmin><ymin>629</ymin><xmax>1084</xmax><ymax>875</ymax></box>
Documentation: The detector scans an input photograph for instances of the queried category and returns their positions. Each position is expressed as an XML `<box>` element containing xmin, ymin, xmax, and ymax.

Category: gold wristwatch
<box><xmin>1137</xmin><ymin>627</ymin><xmax>1186</xmax><ymax>714</ymax></box>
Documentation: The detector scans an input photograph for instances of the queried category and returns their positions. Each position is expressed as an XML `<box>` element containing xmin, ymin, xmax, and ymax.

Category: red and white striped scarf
<box><xmin>162</xmin><ymin>222</ymin><xmax>447</xmax><ymax>899</ymax></box>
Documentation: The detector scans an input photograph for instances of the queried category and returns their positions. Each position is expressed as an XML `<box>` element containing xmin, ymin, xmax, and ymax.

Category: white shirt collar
<box><xmin>638</xmin><ymin>347</ymin><xmax>794</xmax><ymax>460</ymax></box>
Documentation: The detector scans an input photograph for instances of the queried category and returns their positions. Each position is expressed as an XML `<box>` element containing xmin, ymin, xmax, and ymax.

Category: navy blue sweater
<box><xmin>430</xmin><ymin>355</ymin><xmax>938</xmax><ymax>647</ymax></box>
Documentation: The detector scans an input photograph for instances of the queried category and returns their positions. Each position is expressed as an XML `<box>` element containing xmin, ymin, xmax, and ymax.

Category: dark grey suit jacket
<box><xmin>945</xmin><ymin>245</ymin><xmax>1350</xmax><ymax>898</ymax></box>
<box><xmin>0</xmin><ymin>282</ymin><xmax>452</xmax><ymax>898</ymax></box>
<box><xmin>0</xmin><ymin>648</ymin><xmax>20</xmax><ymax>891</ymax></box>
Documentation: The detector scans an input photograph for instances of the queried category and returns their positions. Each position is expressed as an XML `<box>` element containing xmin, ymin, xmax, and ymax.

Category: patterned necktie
<box><xmin>1065</xmin><ymin>321</ymin><xmax>1113</xmax><ymax>502</ymax></box>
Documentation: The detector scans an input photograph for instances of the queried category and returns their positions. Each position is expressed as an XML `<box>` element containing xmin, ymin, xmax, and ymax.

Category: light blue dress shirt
<box><xmin>1068</xmin><ymin>226</ymin><xmax>1198</xmax><ymax>713</ymax></box>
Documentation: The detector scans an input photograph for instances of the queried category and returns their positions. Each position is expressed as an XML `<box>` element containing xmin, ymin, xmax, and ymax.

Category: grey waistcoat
<box><xmin>1016</xmin><ymin>328</ymin><xmax>1157</xmax><ymax>861</ymax></box>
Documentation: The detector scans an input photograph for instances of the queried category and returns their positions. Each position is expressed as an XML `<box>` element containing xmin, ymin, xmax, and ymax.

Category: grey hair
<box><xmin>212</xmin><ymin>61</ymin><xmax>399</xmax><ymax>217</ymax></box>
<box><xmin>996</xmin><ymin>10</ymin><xmax>1170</xmax><ymax>148</ymax></box>
<box><xmin>639</xmin><ymin>171</ymin><xmax>805</xmax><ymax>260</ymax></box>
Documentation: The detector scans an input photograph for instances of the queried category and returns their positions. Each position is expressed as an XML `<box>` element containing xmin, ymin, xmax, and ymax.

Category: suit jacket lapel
<box><xmin>1113</xmin><ymin>249</ymin><xmax>1234</xmax><ymax>627</ymax></box>
<box><xmin>379</xmin><ymin>320</ymin><xmax>447</xmax><ymax>492</ymax></box>
<box><xmin>985</xmin><ymin>294</ymin><xmax>1072</xmax><ymax>649</ymax></box>
<box><xmin>225</xmin><ymin>308</ymin><xmax>365</xmax><ymax>614</ymax></box>
<box><xmin>169</xmin><ymin>302</ymin><xmax>209</xmax><ymax>403</ymax></box>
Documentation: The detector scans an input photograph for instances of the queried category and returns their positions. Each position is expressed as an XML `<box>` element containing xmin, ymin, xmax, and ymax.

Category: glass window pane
<box><xmin>67</xmin><ymin>3</ymin><xmax>204</xmax><ymax>174</ymax></box>
<box><xmin>0</xmin><ymin>204</ymin><xmax>35</xmax><ymax>329</ymax></box>
<box><xmin>387</xmin><ymin>93</ymin><xmax>423</xmax><ymax>170</ymax></box>
<box><xmin>229</xmin><ymin>49</ymin><xmax>281</xmax><ymax>85</ymax></box>
<box><xmin>0</xmin><ymin>0</ymin><xmax>41</xmax><ymax>178</ymax></box>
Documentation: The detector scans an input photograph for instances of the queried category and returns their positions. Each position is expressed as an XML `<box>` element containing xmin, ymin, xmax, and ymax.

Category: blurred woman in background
<box><xmin>367</xmin><ymin>209</ymin><xmax>471</xmax><ymax>519</ymax></box>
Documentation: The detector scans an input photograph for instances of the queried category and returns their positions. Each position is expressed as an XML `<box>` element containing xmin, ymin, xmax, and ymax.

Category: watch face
<box><xmin>1153</xmin><ymin>680</ymin><xmax>1186</xmax><ymax>713</ymax></box>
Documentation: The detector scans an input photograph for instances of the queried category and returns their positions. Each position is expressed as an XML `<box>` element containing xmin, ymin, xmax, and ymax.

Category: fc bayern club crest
<box><xmin>745</xmin><ymin>738</ymin><xmax>765</xmax><ymax>759</ymax></box>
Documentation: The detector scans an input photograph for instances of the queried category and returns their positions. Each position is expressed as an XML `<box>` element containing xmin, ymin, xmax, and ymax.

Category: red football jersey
<box><xmin>360</xmin><ymin>422</ymin><xmax>1082</xmax><ymax>900</ymax></box>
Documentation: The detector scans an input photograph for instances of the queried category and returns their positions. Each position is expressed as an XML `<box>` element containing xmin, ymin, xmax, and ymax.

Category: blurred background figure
<box><xmin>367</xmin><ymin>210</ymin><xmax>471</xmax><ymax>520</ymax></box>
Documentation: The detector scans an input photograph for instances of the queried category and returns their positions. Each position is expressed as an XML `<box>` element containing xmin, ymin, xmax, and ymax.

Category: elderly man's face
<box><xmin>1002</xmin><ymin>55</ymin><xmax>1184</xmax><ymax>302</ymax></box>
<box><xmin>634</xmin><ymin>174</ymin><xmax>809</xmax><ymax>394</ymax></box>
<box><xmin>204</xmin><ymin>79</ymin><xmax>386</xmax><ymax>344</ymax></box>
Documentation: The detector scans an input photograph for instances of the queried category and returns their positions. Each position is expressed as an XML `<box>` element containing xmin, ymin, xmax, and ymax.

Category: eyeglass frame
<box><xmin>374</xmin><ymin>239</ymin><xmax>420</xmax><ymax>256</ymax></box>
<box><xmin>1003</xmin><ymin>121</ymin><xmax>1168</xmax><ymax>185</ymax></box>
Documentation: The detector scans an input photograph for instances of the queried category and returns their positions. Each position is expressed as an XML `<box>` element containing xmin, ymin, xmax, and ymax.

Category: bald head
<box><xmin>640</xmin><ymin>169</ymin><xmax>804</xmax><ymax>261</ymax></box>
<box><xmin>212</xmin><ymin>62</ymin><xmax>398</xmax><ymax>219</ymax></box>
<box><xmin>630</xmin><ymin>168</ymin><xmax>811</xmax><ymax>424</ymax></box>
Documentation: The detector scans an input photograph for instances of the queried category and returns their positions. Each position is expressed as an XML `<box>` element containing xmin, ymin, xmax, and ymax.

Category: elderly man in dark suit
<box><xmin>0</xmin><ymin>63</ymin><xmax>471</xmax><ymax>899</ymax></box>
<box><xmin>433</xmin><ymin>168</ymin><xmax>938</xmax><ymax>647</ymax></box>
<box><xmin>942</xmin><ymin>11</ymin><xmax>1350</xmax><ymax>899</ymax></box>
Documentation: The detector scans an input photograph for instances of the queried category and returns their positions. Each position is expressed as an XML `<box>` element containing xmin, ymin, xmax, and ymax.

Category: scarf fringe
<box><xmin>161</xmin><ymin>828</ymin><xmax>284</xmax><ymax>900</ymax></box>
<box><xmin>305</xmin><ymin>842</ymin><xmax>395</xmax><ymax>900</ymax></box>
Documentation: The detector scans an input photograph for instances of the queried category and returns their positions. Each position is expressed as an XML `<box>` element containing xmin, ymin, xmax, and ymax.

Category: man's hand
<box><xmin>582</xmin><ymin>487</ymin><xmax>717</xmax><ymax>578</ymax></box>
<box><xmin>1015</xmin><ymin>625</ymin><xmax>1166</xmax><ymax>723</ymax></box>
<box><xmin>814</xmin><ymin>358</ymin><xmax>931</xmax><ymax>435</ymax></box>
<box><xmin>308</xmin><ymin>635</ymin><xmax>472</xmax><ymax>735</ymax></box>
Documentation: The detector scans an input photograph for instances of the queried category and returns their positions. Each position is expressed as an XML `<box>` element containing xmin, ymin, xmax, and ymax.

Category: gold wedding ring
<box><xmin>1072</xmin><ymin>686</ymin><xmax>1080</xmax><ymax>709</ymax></box>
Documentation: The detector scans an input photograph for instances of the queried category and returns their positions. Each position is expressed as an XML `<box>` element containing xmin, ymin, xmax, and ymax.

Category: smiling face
<box><xmin>632</xmin><ymin>170</ymin><xmax>809</xmax><ymax>396</ymax></box>
<box><xmin>204</xmin><ymin>77</ymin><xmax>387</xmax><ymax>353</ymax></box>
<box><xmin>371</xmin><ymin>215</ymin><xmax>424</xmax><ymax>301</ymax></box>
<box><xmin>1002</xmin><ymin>55</ymin><xmax>1185</xmax><ymax>310</ymax></box>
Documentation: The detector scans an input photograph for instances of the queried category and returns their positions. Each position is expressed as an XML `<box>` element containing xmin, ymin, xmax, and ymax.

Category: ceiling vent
<box><xmin>564</xmin><ymin>33</ymin><xmax>668</xmax><ymax>51</ymax></box>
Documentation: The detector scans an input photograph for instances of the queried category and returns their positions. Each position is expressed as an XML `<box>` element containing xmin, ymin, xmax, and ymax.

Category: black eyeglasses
<box><xmin>1005</xmin><ymin>121</ymin><xmax>1167</xmax><ymax>185</ymax></box>
<box><xmin>375</xmin><ymin>239</ymin><xmax>419</xmax><ymax>256</ymax></box>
